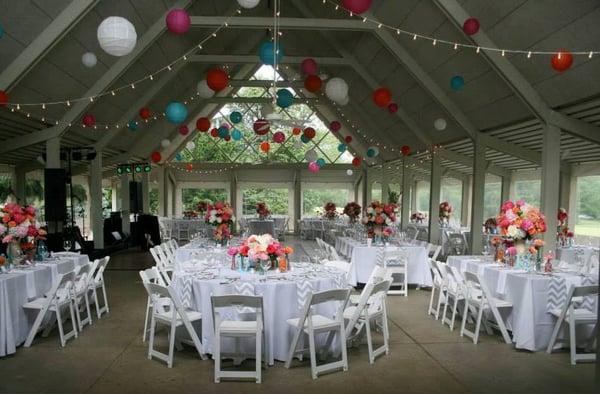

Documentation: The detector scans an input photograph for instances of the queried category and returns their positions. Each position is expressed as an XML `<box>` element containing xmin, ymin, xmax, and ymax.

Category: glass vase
<box><xmin>7</xmin><ymin>241</ymin><xmax>23</xmax><ymax>268</ymax></box>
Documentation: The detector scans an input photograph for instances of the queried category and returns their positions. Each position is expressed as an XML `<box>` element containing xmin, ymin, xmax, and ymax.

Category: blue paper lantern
<box><xmin>258</xmin><ymin>41</ymin><xmax>284</xmax><ymax>65</ymax></box>
<box><xmin>165</xmin><ymin>101</ymin><xmax>188</xmax><ymax>124</ymax></box>
<box><xmin>127</xmin><ymin>120</ymin><xmax>138</xmax><ymax>131</ymax></box>
<box><xmin>450</xmin><ymin>75</ymin><xmax>465</xmax><ymax>91</ymax></box>
<box><xmin>337</xmin><ymin>143</ymin><xmax>347</xmax><ymax>153</ymax></box>
<box><xmin>316</xmin><ymin>158</ymin><xmax>326</xmax><ymax>168</ymax></box>
<box><xmin>218</xmin><ymin>126</ymin><xmax>229</xmax><ymax>138</ymax></box>
<box><xmin>174</xmin><ymin>153</ymin><xmax>183</xmax><ymax>162</ymax></box>
<box><xmin>276</xmin><ymin>89</ymin><xmax>294</xmax><ymax>108</ymax></box>
<box><xmin>231</xmin><ymin>128</ymin><xmax>242</xmax><ymax>141</ymax></box>
<box><xmin>230</xmin><ymin>111</ymin><xmax>242</xmax><ymax>124</ymax></box>
<box><xmin>300</xmin><ymin>134</ymin><xmax>310</xmax><ymax>143</ymax></box>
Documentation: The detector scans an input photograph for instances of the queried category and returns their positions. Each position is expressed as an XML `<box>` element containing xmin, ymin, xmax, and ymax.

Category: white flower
<box><xmin>216</xmin><ymin>217</ymin><xmax>222</xmax><ymax>223</ymax></box>
<box><xmin>385</xmin><ymin>218</ymin><xmax>392</xmax><ymax>225</ymax></box>
<box><xmin>507</xmin><ymin>225</ymin><xmax>525</xmax><ymax>239</ymax></box>
<box><xmin>210</xmin><ymin>209</ymin><xmax>217</xmax><ymax>216</ymax></box>
<box><xmin>366</xmin><ymin>207</ymin><xmax>374</xmax><ymax>214</ymax></box>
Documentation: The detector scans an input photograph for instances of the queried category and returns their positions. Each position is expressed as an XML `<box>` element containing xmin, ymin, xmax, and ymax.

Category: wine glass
<box><xmin>260</xmin><ymin>259</ymin><xmax>271</xmax><ymax>275</ymax></box>
<box><xmin>63</xmin><ymin>239</ymin><xmax>72</xmax><ymax>252</ymax></box>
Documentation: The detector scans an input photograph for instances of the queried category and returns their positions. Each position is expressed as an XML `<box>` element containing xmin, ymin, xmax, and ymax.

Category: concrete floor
<box><xmin>0</xmin><ymin>244</ymin><xmax>597</xmax><ymax>394</ymax></box>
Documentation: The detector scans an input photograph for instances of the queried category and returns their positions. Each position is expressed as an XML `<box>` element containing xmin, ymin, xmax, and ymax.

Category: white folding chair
<box><xmin>344</xmin><ymin>279</ymin><xmax>392</xmax><ymax>364</ymax></box>
<box><xmin>460</xmin><ymin>271</ymin><xmax>513</xmax><ymax>344</ymax></box>
<box><xmin>383</xmin><ymin>249</ymin><xmax>408</xmax><ymax>296</ymax></box>
<box><xmin>434</xmin><ymin>261</ymin><xmax>449</xmax><ymax>320</ymax></box>
<box><xmin>285</xmin><ymin>288</ymin><xmax>351</xmax><ymax>379</ymax></box>
<box><xmin>546</xmin><ymin>285</ymin><xmax>598</xmax><ymax>365</ymax></box>
<box><xmin>323</xmin><ymin>260</ymin><xmax>353</xmax><ymax>285</ymax></box>
<box><xmin>429</xmin><ymin>244</ymin><xmax>442</xmax><ymax>261</ymax></box>
<box><xmin>441</xmin><ymin>265</ymin><xmax>465</xmax><ymax>331</ymax></box>
<box><xmin>72</xmin><ymin>263</ymin><xmax>94</xmax><ymax>331</ymax></box>
<box><xmin>427</xmin><ymin>258</ymin><xmax>444</xmax><ymax>318</ymax></box>
<box><xmin>139</xmin><ymin>268</ymin><xmax>167</xmax><ymax>342</ymax></box>
<box><xmin>211</xmin><ymin>295</ymin><xmax>266</xmax><ymax>383</ymax></box>
<box><xmin>89</xmin><ymin>256</ymin><xmax>110</xmax><ymax>318</ymax></box>
<box><xmin>143</xmin><ymin>282</ymin><xmax>207</xmax><ymax>367</ymax></box>
<box><xmin>23</xmin><ymin>272</ymin><xmax>78</xmax><ymax>347</ymax></box>
<box><xmin>349</xmin><ymin>265</ymin><xmax>388</xmax><ymax>305</ymax></box>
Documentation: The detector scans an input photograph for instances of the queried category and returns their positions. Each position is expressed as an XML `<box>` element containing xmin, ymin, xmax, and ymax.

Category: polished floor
<box><xmin>0</xmin><ymin>239</ymin><xmax>597</xmax><ymax>394</ymax></box>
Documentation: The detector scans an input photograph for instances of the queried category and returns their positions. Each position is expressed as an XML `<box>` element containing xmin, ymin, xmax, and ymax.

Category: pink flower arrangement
<box><xmin>557</xmin><ymin>208</ymin><xmax>568</xmax><ymax>227</ymax></box>
<box><xmin>343</xmin><ymin>202</ymin><xmax>361</xmax><ymax>221</ymax></box>
<box><xmin>0</xmin><ymin>203</ymin><xmax>46</xmax><ymax>247</ymax></box>
<box><xmin>323</xmin><ymin>202</ymin><xmax>338</xmax><ymax>220</ymax></box>
<box><xmin>362</xmin><ymin>201</ymin><xmax>396</xmax><ymax>238</ymax></box>
<box><xmin>204</xmin><ymin>201</ymin><xmax>235</xmax><ymax>241</ymax></box>
<box><xmin>228</xmin><ymin>234</ymin><xmax>293</xmax><ymax>262</ymax></box>
<box><xmin>439</xmin><ymin>202</ymin><xmax>452</xmax><ymax>220</ymax></box>
<box><xmin>410</xmin><ymin>211</ymin><xmax>426</xmax><ymax>223</ymax></box>
<box><xmin>256</xmin><ymin>202</ymin><xmax>270</xmax><ymax>219</ymax></box>
<box><xmin>496</xmin><ymin>200</ymin><xmax>547</xmax><ymax>241</ymax></box>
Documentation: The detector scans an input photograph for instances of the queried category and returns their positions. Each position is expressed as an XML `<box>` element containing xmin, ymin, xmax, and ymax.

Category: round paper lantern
<box><xmin>308</xmin><ymin>161</ymin><xmax>320</xmax><ymax>173</ymax></box>
<box><xmin>346</xmin><ymin>169</ymin><xmax>354</xmax><ymax>176</ymax></box>
<box><xmin>230</xmin><ymin>111</ymin><xmax>243</xmax><ymax>124</ymax></box>
<box><xmin>434</xmin><ymin>118</ymin><xmax>447</xmax><ymax>131</ymax></box>
<box><xmin>224</xmin><ymin>135</ymin><xmax>231</xmax><ymax>142</ymax></box>
<box><xmin>366</xmin><ymin>146</ymin><xmax>379</xmax><ymax>158</ymax></box>
<box><xmin>303</xmin><ymin>127</ymin><xmax>316</xmax><ymax>140</ymax></box>
<box><xmin>218</xmin><ymin>126</ymin><xmax>229</xmax><ymax>138</ymax></box>
<box><xmin>160</xmin><ymin>139</ymin><xmax>171</xmax><ymax>148</ymax></box>
<box><xmin>165</xmin><ymin>102</ymin><xmax>187</xmax><ymax>124</ymax></box>
<box><xmin>97</xmin><ymin>17</ymin><xmax>137</xmax><ymax>57</ymax></box>
<box><xmin>186</xmin><ymin>163</ymin><xmax>194</xmax><ymax>171</ymax></box>
<box><xmin>0</xmin><ymin>90</ymin><xmax>8</xmax><ymax>107</ymax></box>
<box><xmin>197</xmin><ymin>79</ymin><xmax>214</xmax><ymax>99</ymax></box>
<box><xmin>344</xmin><ymin>135</ymin><xmax>353</xmax><ymax>144</ymax></box>
<box><xmin>292</xmin><ymin>127</ymin><xmax>302</xmax><ymax>136</ymax></box>
<box><xmin>260</xmin><ymin>141</ymin><xmax>270</xmax><ymax>153</ymax></box>
<box><xmin>337</xmin><ymin>143</ymin><xmax>347</xmax><ymax>153</ymax></box>
<box><xmin>196</xmin><ymin>117</ymin><xmax>211</xmax><ymax>132</ymax></box>
<box><xmin>127</xmin><ymin>120</ymin><xmax>138</xmax><ymax>131</ymax></box>
<box><xmin>220</xmin><ymin>123</ymin><xmax>230</xmax><ymax>131</ymax></box>
<box><xmin>273</xmin><ymin>131</ymin><xmax>286</xmax><ymax>143</ymax></box>
<box><xmin>450</xmin><ymin>75</ymin><xmax>465</xmax><ymax>91</ymax></box>
<box><xmin>276</xmin><ymin>89</ymin><xmax>294</xmax><ymax>108</ymax></box>
<box><xmin>551</xmin><ymin>50</ymin><xmax>573</xmax><ymax>72</ymax></box>
<box><xmin>388</xmin><ymin>102</ymin><xmax>398</xmax><ymax>114</ymax></box>
<box><xmin>329</xmin><ymin>120</ymin><xmax>341</xmax><ymax>132</ymax></box>
<box><xmin>401</xmin><ymin>145</ymin><xmax>411</xmax><ymax>156</ymax></box>
<box><xmin>305</xmin><ymin>150</ymin><xmax>318</xmax><ymax>162</ymax></box>
<box><xmin>186</xmin><ymin>141</ymin><xmax>196</xmax><ymax>150</ymax></box>
<box><xmin>174</xmin><ymin>153</ymin><xmax>183</xmax><ymax>162</ymax></box>
<box><xmin>231</xmin><ymin>128</ymin><xmax>242</xmax><ymax>141</ymax></box>
<box><xmin>326</xmin><ymin>77</ymin><xmax>349</xmax><ymax>103</ymax></box>
<box><xmin>151</xmin><ymin>151</ymin><xmax>162</xmax><ymax>163</ymax></box>
<box><xmin>462</xmin><ymin>18</ymin><xmax>480</xmax><ymax>36</ymax></box>
<box><xmin>237</xmin><ymin>0</ymin><xmax>260</xmax><ymax>9</ymax></box>
<box><xmin>372</xmin><ymin>87</ymin><xmax>392</xmax><ymax>107</ymax></box>
<box><xmin>301</xmin><ymin>58</ymin><xmax>318</xmax><ymax>75</ymax></box>
<box><xmin>352</xmin><ymin>157</ymin><xmax>362</xmax><ymax>167</ymax></box>
<box><xmin>206</xmin><ymin>68</ymin><xmax>228</xmax><ymax>92</ymax></box>
<box><xmin>81</xmin><ymin>52</ymin><xmax>97</xmax><ymax>68</ymax></box>
<box><xmin>82</xmin><ymin>114</ymin><xmax>96</xmax><ymax>127</ymax></box>
<box><xmin>300</xmin><ymin>134</ymin><xmax>310</xmax><ymax>144</ymax></box>
<box><xmin>342</xmin><ymin>0</ymin><xmax>372</xmax><ymax>14</ymax></box>
<box><xmin>338</xmin><ymin>95</ymin><xmax>350</xmax><ymax>106</ymax></box>
<box><xmin>139</xmin><ymin>107</ymin><xmax>151</xmax><ymax>119</ymax></box>
<box><xmin>210</xmin><ymin>128</ymin><xmax>219</xmax><ymax>138</ymax></box>
<box><xmin>253</xmin><ymin>119</ymin><xmax>270</xmax><ymax>135</ymax></box>
<box><xmin>258</xmin><ymin>41</ymin><xmax>284</xmax><ymax>65</ymax></box>
<box><xmin>316</xmin><ymin>158</ymin><xmax>326</xmax><ymax>168</ymax></box>
<box><xmin>166</xmin><ymin>9</ymin><xmax>190</xmax><ymax>35</ymax></box>
<box><xmin>304</xmin><ymin>75</ymin><xmax>322</xmax><ymax>93</ymax></box>
<box><xmin>293</xmin><ymin>139</ymin><xmax>304</xmax><ymax>150</ymax></box>
<box><xmin>179</xmin><ymin>125</ymin><xmax>190</xmax><ymax>135</ymax></box>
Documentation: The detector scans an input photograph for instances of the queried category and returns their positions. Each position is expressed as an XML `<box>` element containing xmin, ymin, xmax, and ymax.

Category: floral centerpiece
<box><xmin>204</xmin><ymin>201</ymin><xmax>235</xmax><ymax>244</ymax></box>
<box><xmin>410</xmin><ymin>211</ymin><xmax>426</xmax><ymax>224</ymax></box>
<box><xmin>362</xmin><ymin>201</ymin><xmax>396</xmax><ymax>243</ymax></box>
<box><xmin>256</xmin><ymin>202</ymin><xmax>270</xmax><ymax>220</ymax></box>
<box><xmin>323</xmin><ymin>202</ymin><xmax>338</xmax><ymax>220</ymax></box>
<box><xmin>343</xmin><ymin>202</ymin><xmax>362</xmax><ymax>223</ymax></box>
<box><xmin>196</xmin><ymin>201</ymin><xmax>209</xmax><ymax>216</ymax></box>
<box><xmin>557</xmin><ymin>208</ymin><xmax>568</xmax><ymax>227</ymax></box>
<box><xmin>439</xmin><ymin>202</ymin><xmax>452</xmax><ymax>226</ymax></box>
<box><xmin>556</xmin><ymin>208</ymin><xmax>572</xmax><ymax>247</ymax></box>
<box><xmin>484</xmin><ymin>217</ymin><xmax>497</xmax><ymax>234</ymax></box>
<box><xmin>0</xmin><ymin>203</ymin><xmax>46</xmax><ymax>265</ymax></box>
<box><xmin>228</xmin><ymin>234</ymin><xmax>293</xmax><ymax>273</ymax></box>
<box><xmin>183</xmin><ymin>210</ymin><xmax>197</xmax><ymax>219</ymax></box>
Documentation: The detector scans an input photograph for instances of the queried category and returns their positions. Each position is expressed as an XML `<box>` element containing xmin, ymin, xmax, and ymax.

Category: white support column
<box><xmin>470</xmin><ymin>138</ymin><xmax>487</xmax><ymax>254</ymax></box>
<box><xmin>541</xmin><ymin>125</ymin><xmax>561</xmax><ymax>252</ymax></box>
<box><xmin>89</xmin><ymin>153</ymin><xmax>104</xmax><ymax>249</ymax></box>
<box><xmin>381</xmin><ymin>170</ymin><xmax>389</xmax><ymax>203</ymax></box>
<box><xmin>174</xmin><ymin>185</ymin><xmax>183</xmax><ymax>218</ymax></box>
<box><xmin>294</xmin><ymin>170</ymin><xmax>301</xmax><ymax>234</ymax></box>
<box><xmin>410</xmin><ymin>180</ymin><xmax>418</xmax><ymax>213</ymax></box>
<box><xmin>461</xmin><ymin>175</ymin><xmax>471</xmax><ymax>226</ymax></box>
<box><xmin>141</xmin><ymin>172</ymin><xmax>150</xmax><ymax>213</ymax></box>
<box><xmin>230</xmin><ymin>172</ymin><xmax>237</xmax><ymax>233</ymax></box>
<box><xmin>111</xmin><ymin>180</ymin><xmax>118</xmax><ymax>212</ymax></box>
<box><xmin>501</xmin><ymin>173</ymin><xmax>512</xmax><ymax>203</ymax></box>
<box><xmin>401</xmin><ymin>167</ymin><xmax>412</xmax><ymax>230</ymax></box>
<box><xmin>15</xmin><ymin>166</ymin><xmax>26</xmax><ymax>204</ymax></box>
<box><xmin>428</xmin><ymin>152</ymin><xmax>442</xmax><ymax>244</ymax></box>
<box><xmin>156</xmin><ymin>166</ymin><xmax>166</xmax><ymax>217</ymax></box>
<box><xmin>120</xmin><ymin>174</ymin><xmax>130</xmax><ymax>234</ymax></box>
<box><xmin>362</xmin><ymin>170</ymin><xmax>368</xmax><ymax>206</ymax></box>
<box><xmin>45</xmin><ymin>137</ymin><xmax>61</xmax><ymax>169</ymax></box>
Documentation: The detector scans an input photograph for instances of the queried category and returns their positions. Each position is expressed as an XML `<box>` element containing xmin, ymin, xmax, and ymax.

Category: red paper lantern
<box><xmin>342</xmin><ymin>0</ymin><xmax>372</xmax><ymax>14</ymax></box>
<box><xmin>224</xmin><ymin>135</ymin><xmax>231</xmax><ymax>142</ymax></box>
<box><xmin>151</xmin><ymin>151</ymin><xmax>162</xmax><ymax>163</ymax></box>
<box><xmin>0</xmin><ymin>90</ymin><xmax>8</xmax><ymax>107</ymax></box>
<box><xmin>178</xmin><ymin>125</ymin><xmax>189</xmax><ymax>135</ymax></box>
<box><xmin>292</xmin><ymin>127</ymin><xmax>302</xmax><ymax>136</ymax></box>
<box><xmin>260</xmin><ymin>141</ymin><xmax>270</xmax><ymax>153</ymax></box>
<box><xmin>304</xmin><ymin>75</ymin><xmax>322</xmax><ymax>93</ymax></box>
<box><xmin>401</xmin><ymin>145</ymin><xmax>411</xmax><ymax>156</ymax></box>
<box><xmin>352</xmin><ymin>157</ymin><xmax>362</xmax><ymax>167</ymax></box>
<box><xmin>139</xmin><ymin>107</ymin><xmax>151</xmax><ymax>119</ymax></box>
<box><xmin>388</xmin><ymin>102</ymin><xmax>398</xmax><ymax>113</ymax></box>
<box><xmin>344</xmin><ymin>135</ymin><xmax>353</xmax><ymax>144</ymax></box>
<box><xmin>462</xmin><ymin>18</ymin><xmax>480</xmax><ymax>36</ymax></box>
<box><xmin>329</xmin><ymin>120</ymin><xmax>341</xmax><ymax>132</ymax></box>
<box><xmin>210</xmin><ymin>128</ymin><xmax>219</xmax><ymax>137</ymax></box>
<box><xmin>206</xmin><ymin>68</ymin><xmax>229</xmax><ymax>92</ymax></box>
<box><xmin>82</xmin><ymin>114</ymin><xmax>96</xmax><ymax>127</ymax></box>
<box><xmin>303</xmin><ymin>127</ymin><xmax>316</xmax><ymax>139</ymax></box>
<box><xmin>196</xmin><ymin>116</ymin><xmax>211</xmax><ymax>132</ymax></box>
<box><xmin>372</xmin><ymin>87</ymin><xmax>392</xmax><ymax>108</ymax></box>
<box><xmin>253</xmin><ymin>119</ymin><xmax>270</xmax><ymax>135</ymax></box>
<box><xmin>273</xmin><ymin>131</ymin><xmax>286</xmax><ymax>143</ymax></box>
<box><xmin>551</xmin><ymin>50</ymin><xmax>573</xmax><ymax>72</ymax></box>
<box><xmin>186</xmin><ymin>163</ymin><xmax>194</xmax><ymax>171</ymax></box>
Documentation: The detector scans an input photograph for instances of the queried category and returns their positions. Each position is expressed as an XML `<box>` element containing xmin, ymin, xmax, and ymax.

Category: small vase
<box><xmin>7</xmin><ymin>241</ymin><xmax>23</xmax><ymax>267</ymax></box>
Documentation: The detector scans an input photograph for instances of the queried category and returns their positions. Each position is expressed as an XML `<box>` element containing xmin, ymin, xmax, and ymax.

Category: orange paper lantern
<box><xmin>292</xmin><ymin>127</ymin><xmax>302</xmax><ymax>136</ymax></box>
<box><xmin>186</xmin><ymin>163</ymin><xmax>194</xmax><ymax>171</ymax></box>
<box><xmin>260</xmin><ymin>141</ymin><xmax>270</xmax><ymax>153</ymax></box>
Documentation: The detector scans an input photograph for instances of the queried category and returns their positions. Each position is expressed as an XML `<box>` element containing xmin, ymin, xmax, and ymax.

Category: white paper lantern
<box><xmin>338</xmin><ymin>95</ymin><xmax>349</xmax><ymax>106</ymax></box>
<box><xmin>293</xmin><ymin>140</ymin><xmax>304</xmax><ymax>150</ymax></box>
<box><xmin>346</xmin><ymin>169</ymin><xmax>353</xmax><ymax>176</ymax></box>
<box><xmin>81</xmin><ymin>52</ymin><xmax>97</xmax><ymax>68</ymax></box>
<box><xmin>434</xmin><ymin>118</ymin><xmax>447</xmax><ymax>131</ymax></box>
<box><xmin>237</xmin><ymin>0</ymin><xmax>261</xmax><ymax>9</ymax></box>
<box><xmin>325</xmin><ymin>77</ymin><xmax>349</xmax><ymax>103</ymax></box>
<box><xmin>186</xmin><ymin>141</ymin><xmax>196</xmax><ymax>150</ymax></box>
<box><xmin>160</xmin><ymin>139</ymin><xmax>171</xmax><ymax>148</ymax></box>
<box><xmin>305</xmin><ymin>149</ymin><xmax>318</xmax><ymax>162</ymax></box>
<box><xmin>97</xmin><ymin>17</ymin><xmax>137</xmax><ymax>57</ymax></box>
<box><xmin>197</xmin><ymin>79</ymin><xmax>214</xmax><ymax>99</ymax></box>
<box><xmin>261</xmin><ymin>103</ymin><xmax>275</xmax><ymax>118</ymax></box>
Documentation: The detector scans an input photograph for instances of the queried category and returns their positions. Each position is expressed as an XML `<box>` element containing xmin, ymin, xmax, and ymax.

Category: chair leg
<box><xmin>214</xmin><ymin>331</ymin><xmax>221</xmax><ymax>383</ymax></box>
<box><xmin>285</xmin><ymin>327</ymin><xmax>302</xmax><ymax>368</ymax></box>
<box><xmin>101</xmin><ymin>282</ymin><xmax>109</xmax><ymax>314</ymax></box>
<box><xmin>339</xmin><ymin>325</ymin><xmax>348</xmax><ymax>372</ymax></box>
<box><xmin>365</xmin><ymin>318</ymin><xmax>374</xmax><ymax>364</ymax></box>
<box><xmin>24</xmin><ymin>307</ymin><xmax>49</xmax><ymax>347</ymax></box>
<box><xmin>143</xmin><ymin>297</ymin><xmax>151</xmax><ymax>342</ymax></box>
<box><xmin>92</xmin><ymin>286</ymin><xmax>101</xmax><ymax>319</ymax></box>
<box><xmin>381</xmin><ymin>314</ymin><xmax>390</xmax><ymax>355</ymax></box>
<box><xmin>435</xmin><ymin>289</ymin><xmax>444</xmax><ymax>320</ymax></box>
<box><xmin>460</xmin><ymin>299</ymin><xmax>469</xmax><ymax>338</ymax></box>
<box><xmin>308</xmin><ymin>330</ymin><xmax>318</xmax><ymax>379</ymax></box>
<box><xmin>474</xmin><ymin>305</ymin><xmax>484</xmax><ymax>344</ymax></box>
<box><xmin>69</xmin><ymin>302</ymin><xmax>79</xmax><ymax>340</ymax></box>
<box><xmin>167</xmin><ymin>321</ymin><xmax>176</xmax><ymax>368</ymax></box>
<box><xmin>450</xmin><ymin>296</ymin><xmax>459</xmax><ymax>331</ymax></box>
<box><xmin>569</xmin><ymin>317</ymin><xmax>577</xmax><ymax>365</ymax></box>
<box><xmin>428</xmin><ymin>286</ymin><xmax>436</xmax><ymax>316</ymax></box>
<box><xmin>148</xmin><ymin>314</ymin><xmax>156</xmax><ymax>360</ymax></box>
<box><xmin>256</xmin><ymin>331</ymin><xmax>262</xmax><ymax>383</ymax></box>
<box><xmin>546</xmin><ymin>314</ymin><xmax>564</xmax><ymax>354</ymax></box>
<box><xmin>56</xmin><ymin>307</ymin><xmax>66</xmax><ymax>347</ymax></box>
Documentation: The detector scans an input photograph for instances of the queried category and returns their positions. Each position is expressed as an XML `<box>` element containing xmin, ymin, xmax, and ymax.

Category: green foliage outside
<box><xmin>242</xmin><ymin>188</ymin><xmax>288</xmax><ymax>215</ymax></box>
<box><xmin>513</xmin><ymin>180</ymin><xmax>541</xmax><ymax>207</ymax></box>
<box><xmin>302</xmin><ymin>188</ymin><xmax>349</xmax><ymax>216</ymax></box>
<box><xmin>149</xmin><ymin>189</ymin><xmax>158</xmax><ymax>215</ymax></box>
<box><xmin>182</xmin><ymin>188</ymin><xmax>228</xmax><ymax>212</ymax></box>
<box><xmin>575</xmin><ymin>176</ymin><xmax>600</xmax><ymax>236</ymax></box>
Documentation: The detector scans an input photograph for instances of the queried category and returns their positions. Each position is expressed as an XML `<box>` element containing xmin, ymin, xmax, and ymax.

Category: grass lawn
<box><xmin>574</xmin><ymin>219</ymin><xmax>600</xmax><ymax>237</ymax></box>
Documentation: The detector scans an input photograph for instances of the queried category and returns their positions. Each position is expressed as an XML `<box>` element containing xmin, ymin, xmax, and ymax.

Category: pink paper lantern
<box><xmin>273</xmin><ymin>131</ymin><xmax>286</xmax><ymax>143</ymax></box>
<box><xmin>329</xmin><ymin>120</ymin><xmax>341</xmax><ymax>132</ymax></box>
<box><xmin>388</xmin><ymin>102</ymin><xmax>398</xmax><ymax>113</ymax></box>
<box><xmin>166</xmin><ymin>9</ymin><xmax>191</xmax><ymax>35</ymax></box>
<box><xmin>82</xmin><ymin>114</ymin><xmax>95</xmax><ymax>127</ymax></box>
<box><xmin>178</xmin><ymin>125</ymin><xmax>189</xmax><ymax>135</ymax></box>
<box><xmin>308</xmin><ymin>161</ymin><xmax>320</xmax><ymax>173</ymax></box>
<box><xmin>462</xmin><ymin>18</ymin><xmax>480</xmax><ymax>36</ymax></box>
<box><xmin>300</xmin><ymin>58</ymin><xmax>318</xmax><ymax>75</ymax></box>
<box><xmin>342</xmin><ymin>0</ymin><xmax>372</xmax><ymax>14</ymax></box>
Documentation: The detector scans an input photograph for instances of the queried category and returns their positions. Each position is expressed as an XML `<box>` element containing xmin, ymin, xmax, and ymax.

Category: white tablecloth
<box><xmin>447</xmin><ymin>256</ymin><xmax>598</xmax><ymax>351</ymax></box>
<box><xmin>556</xmin><ymin>246</ymin><xmax>598</xmax><ymax>265</ymax></box>
<box><xmin>173</xmin><ymin>262</ymin><xmax>345</xmax><ymax>363</ymax></box>
<box><xmin>335</xmin><ymin>237</ymin><xmax>432</xmax><ymax>287</ymax></box>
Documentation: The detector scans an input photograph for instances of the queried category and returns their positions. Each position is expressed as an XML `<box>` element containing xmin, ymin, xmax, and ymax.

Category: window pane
<box><xmin>514</xmin><ymin>180</ymin><xmax>540</xmax><ymax>207</ymax></box>
<box><xmin>484</xmin><ymin>176</ymin><xmax>502</xmax><ymax>220</ymax></box>
<box><xmin>441</xmin><ymin>178</ymin><xmax>462</xmax><ymax>221</ymax></box>
<box><xmin>242</xmin><ymin>188</ymin><xmax>288</xmax><ymax>215</ymax></box>
<box><xmin>182</xmin><ymin>188</ymin><xmax>228</xmax><ymax>211</ymax></box>
<box><xmin>371</xmin><ymin>182</ymin><xmax>382</xmax><ymax>202</ymax></box>
<box><xmin>575</xmin><ymin>175</ymin><xmax>600</xmax><ymax>238</ymax></box>
<box><xmin>302</xmin><ymin>187</ymin><xmax>349</xmax><ymax>216</ymax></box>
<box><xmin>416</xmin><ymin>181</ymin><xmax>430</xmax><ymax>215</ymax></box>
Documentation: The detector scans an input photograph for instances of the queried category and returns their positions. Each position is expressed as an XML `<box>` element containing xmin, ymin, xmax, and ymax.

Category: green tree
<box><xmin>182</xmin><ymin>188</ymin><xmax>228</xmax><ymax>212</ymax></box>
<box><xmin>242</xmin><ymin>188</ymin><xmax>288</xmax><ymax>215</ymax></box>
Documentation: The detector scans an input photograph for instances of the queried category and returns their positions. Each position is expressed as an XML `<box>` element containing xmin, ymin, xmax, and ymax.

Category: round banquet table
<box><xmin>173</xmin><ymin>262</ymin><xmax>346</xmax><ymax>364</ymax></box>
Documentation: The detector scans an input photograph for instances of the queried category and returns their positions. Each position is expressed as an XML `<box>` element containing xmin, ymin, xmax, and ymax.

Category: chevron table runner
<box><xmin>547</xmin><ymin>275</ymin><xmax>597</xmax><ymax>313</ymax></box>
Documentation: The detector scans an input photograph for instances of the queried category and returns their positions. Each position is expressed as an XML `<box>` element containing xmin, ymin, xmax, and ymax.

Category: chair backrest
<box><xmin>427</xmin><ymin>258</ymin><xmax>442</xmax><ymax>286</ymax></box>
<box><xmin>345</xmin><ymin>279</ymin><xmax>391</xmax><ymax>336</ymax></box>
<box><xmin>383</xmin><ymin>248</ymin><xmax>408</xmax><ymax>267</ymax></box>
<box><xmin>295</xmin><ymin>288</ymin><xmax>350</xmax><ymax>331</ymax></box>
<box><xmin>49</xmin><ymin>271</ymin><xmax>76</xmax><ymax>303</ymax></box>
<box><xmin>143</xmin><ymin>282</ymin><xmax>186</xmax><ymax>317</ymax></box>
<box><xmin>139</xmin><ymin>267</ymin><xmax>166</xmax><ymax>286</ymax></box>
<box><xmin>93</xmin><ymin>256</ymin><xmax>110</xmax><ymax>282</ymax></box>
<box><xmin>435</xmin><ymin>261</ymin><xmax>448</xmax><ymax>282</ymax></box>
<box><xmin>431</xmin><ymin>245</ymin><xmax>442</xmax><ymax>261</ymax></box>
<box><xmin>571</xmin><ymin>284</ymin><xmax>600</xmax><ymax>298</ymax></box>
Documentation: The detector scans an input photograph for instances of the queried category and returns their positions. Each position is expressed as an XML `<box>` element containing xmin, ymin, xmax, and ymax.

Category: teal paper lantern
<box><xmin>0</xmin><ymin>24</ymin><xmax>4</xmax><ymax>39</ymax></box>
<box><xmin>231</xmin><ymin>128</ymin><xmax>242</xmax><ymax>141</ymax></box>
<box><xmin>258</xmin><ymin>41</ymin><xmax>284</xmax><ymax>65</ymax></box>
<box><xmin>127</xmin><ymin>120</ymin><xmax>138</xmax><ymax>131</ymax></box>
<box><xmin>229</xmin><ymin>111</ymin><xmax>242</xmax><ymax>124</ymax></box>
<box><xmin>218</xmin><ymin>126</ymin><xmax>229</xmax><ymax>138</ymax></box>
<box><xmin>316</xmin><ymin>158</ymin><xmax>326</xmax><ymax>167</ymax></box>
<box><xmin>450</xmin><ymin>75</ymin><xmax>465</xmax><ymax>91</ymax></box>
<box><xmin>165</xmin><ymin>101</ymin><xmax>188</xmax><ymax>124</ymax></box>
<box><xmin>300</xmin><ymin>134</ymin><xmax>310</xmax><ymax>143</ymax></box>
<box><xmin>337</xmin><ymin>143</ymin><xmax>347</xmax><ymax>153</ymax></box>
<box><xmin>366</xmin><ymin>146</ymin><xmax>379</xmax><ymax>158</ymax></box>
<box><xmin>174</xmin><ymin>153</ymin><xmax>183</xmax><ymax>162</ymax></box>
<box><xmin>276</xmin><ymin>89</ymin><xmax>294</xmax><ymax>108</ymax></box>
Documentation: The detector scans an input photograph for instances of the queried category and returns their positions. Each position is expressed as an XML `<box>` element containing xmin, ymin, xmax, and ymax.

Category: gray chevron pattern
<box><xmin>547</xmin><ymin>276</ymin><xmax>597</xmax><ymax>312</ymax></box>
<box><xmin>296</xmin><ymin>280</ymin><xmax>314</xmax><ymax>310</ymax></box>
<box><xmin>178</xmin><ymin>276</ymin><xmax>193</xmax><ymax>308</ymax></box>
<box><xmin>233</xmin><ymin>281</ymin><xmax>256</xmax><ymax>313</ymax></box>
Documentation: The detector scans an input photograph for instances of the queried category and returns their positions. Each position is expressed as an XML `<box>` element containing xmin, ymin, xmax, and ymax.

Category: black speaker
<box><xmin>129</xmin><ymin>181</ymin><xmax>143</xmax><ymax>214</ymax></box>
<box><xmin>44</xmin><ymin>169</ymin><xmax>67</xmax><ymax>221</ymax></box>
